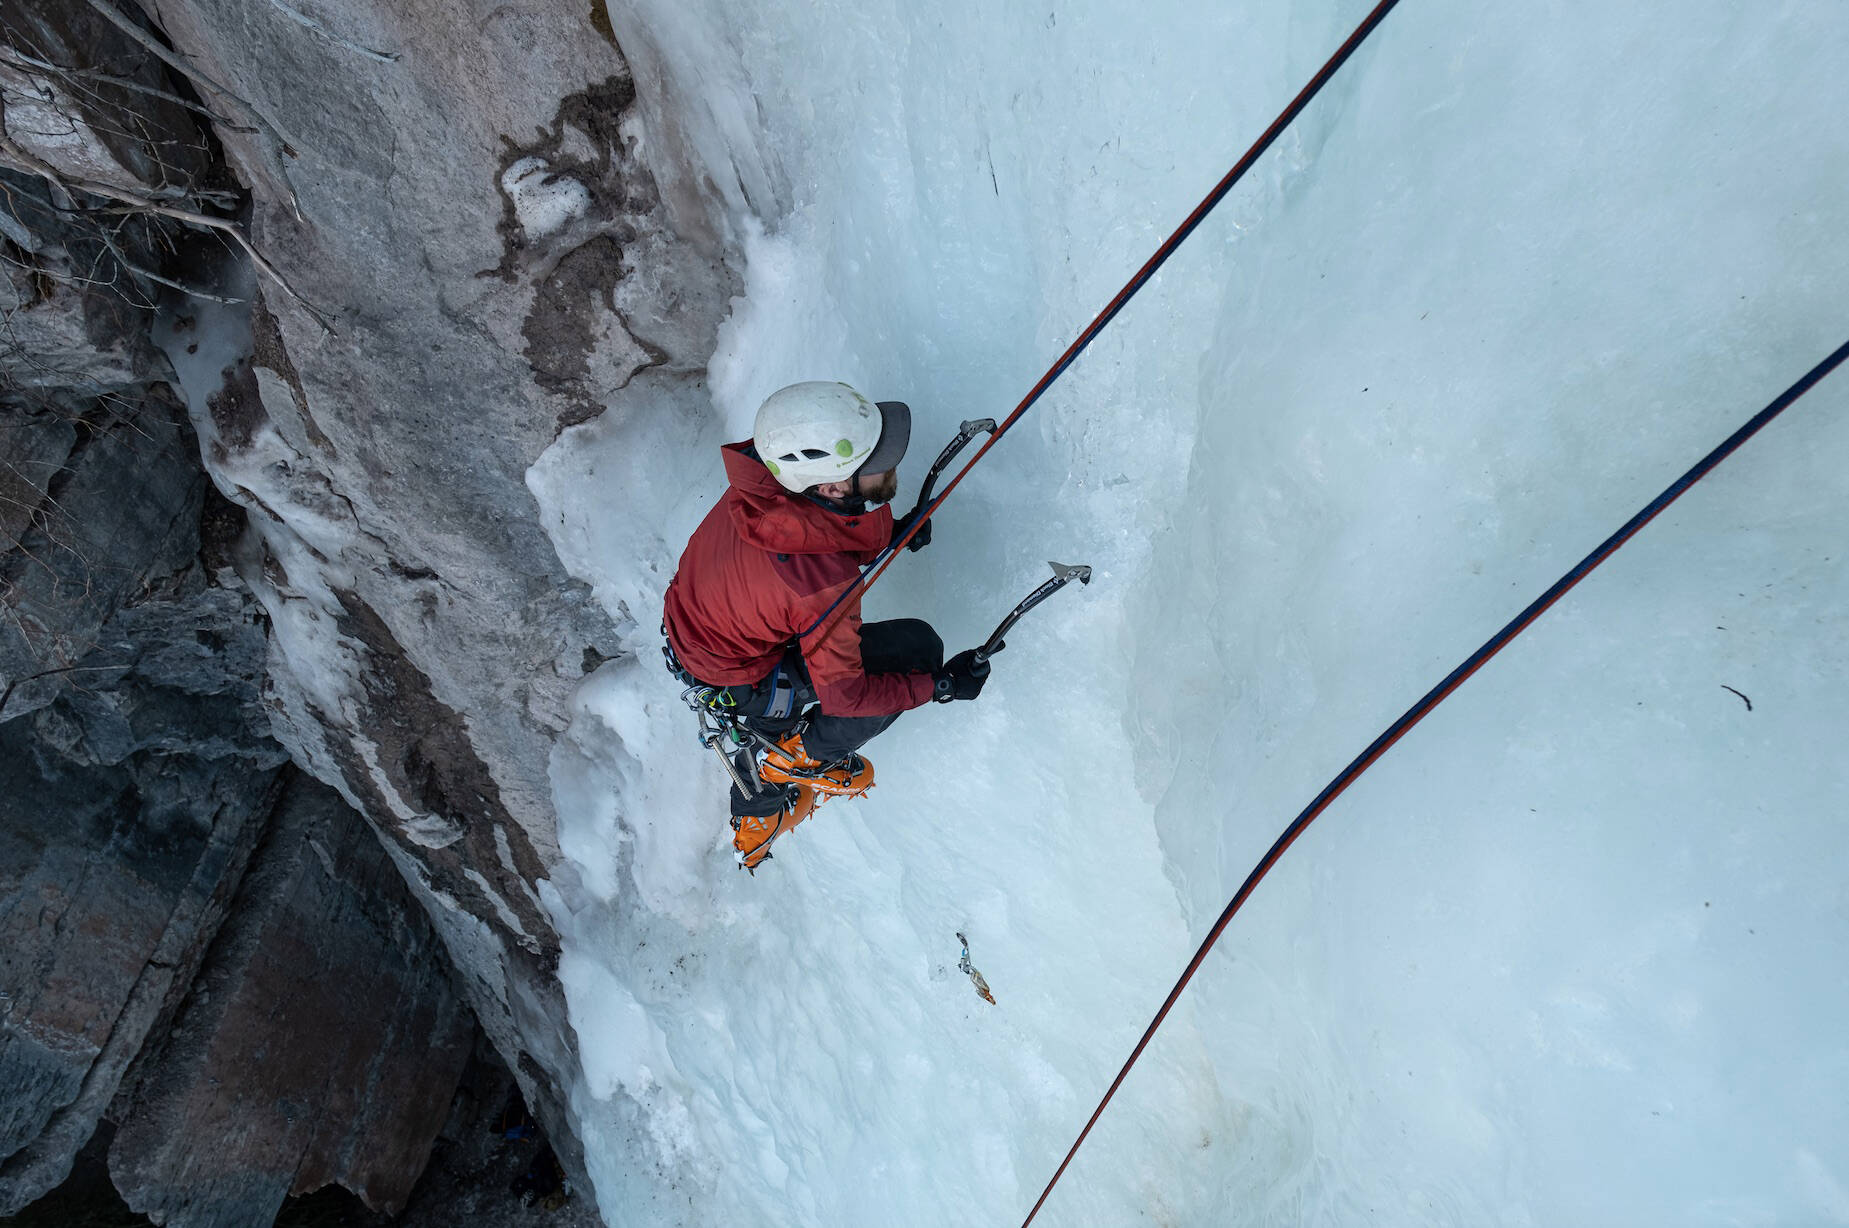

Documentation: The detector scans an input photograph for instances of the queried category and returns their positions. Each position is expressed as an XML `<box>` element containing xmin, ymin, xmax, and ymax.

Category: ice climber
<box><xmin>662</xmin><ymin>381</ymin><xmax>991</xmax><ymax>870</ymax></box>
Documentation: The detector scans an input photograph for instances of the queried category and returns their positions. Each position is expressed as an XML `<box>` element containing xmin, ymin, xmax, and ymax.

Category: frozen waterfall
<box><xmin>529</xmin><ymin>1</ymin><xmax>1849</xmax><ymax>1223</ymax></box>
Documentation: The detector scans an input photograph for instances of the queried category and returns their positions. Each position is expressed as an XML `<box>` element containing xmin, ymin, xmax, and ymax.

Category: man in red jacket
<box><xmin>663</xmin><ymin>382</ymin><xmax>990</xmax><ymax>869</ymax></box>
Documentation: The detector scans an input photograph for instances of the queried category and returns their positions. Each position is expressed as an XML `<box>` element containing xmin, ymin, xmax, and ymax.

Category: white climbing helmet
<box><xmin>753</xmin><ymin>381</ymin><xmax>907</xmax><ymax>493</ymax></box>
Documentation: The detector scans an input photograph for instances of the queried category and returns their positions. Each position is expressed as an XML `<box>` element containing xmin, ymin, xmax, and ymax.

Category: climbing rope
<box><xmin>801</xmin><ymin>0</ymin><xmax>1408</xmax><ymax>645</ymax></box>
<box><xmin>1018</xmin><ymin>335</ymin><xmax>1849</xmax><ymax>1226</ymax></box>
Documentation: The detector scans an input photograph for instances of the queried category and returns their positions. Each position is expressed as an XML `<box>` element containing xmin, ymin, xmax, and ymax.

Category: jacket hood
<box><xmin>721</xmin><ymin>440</ymin><xmax>892</xmax><ymax>555</ymax></box>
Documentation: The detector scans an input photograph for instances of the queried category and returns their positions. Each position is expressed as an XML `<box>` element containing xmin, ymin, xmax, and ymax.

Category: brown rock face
<box><xmin>108</xmin><ymin>774</ymin><xmax>475</xmax><ymax>1227</ymax></box>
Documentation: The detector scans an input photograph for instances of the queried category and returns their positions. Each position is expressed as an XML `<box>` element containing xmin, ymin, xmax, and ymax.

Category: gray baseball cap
<box><xmin>858</xmin><ymin>400</ymin><xmax>912</xmax><ymax>475</ymax></box>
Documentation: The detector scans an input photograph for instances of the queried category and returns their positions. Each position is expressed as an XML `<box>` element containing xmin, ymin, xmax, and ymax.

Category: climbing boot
<box><xmin>757</xmin><ymin>729</ymin><xmax>875</xmax><ymax>797</ymax></box>
<box><xmin>732</xmin><ymin>784</ymin><xmax>817</xmax><ymax>872</ymax></box>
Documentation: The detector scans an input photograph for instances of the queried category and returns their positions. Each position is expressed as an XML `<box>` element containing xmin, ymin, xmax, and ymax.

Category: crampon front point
<box><xmin>731</xmin><ymin>731</ymin><xmax>875</xmax><ymax>871</ymax></box>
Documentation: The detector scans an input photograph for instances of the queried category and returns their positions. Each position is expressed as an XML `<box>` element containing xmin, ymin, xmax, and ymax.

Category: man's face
<box><xmin>854</xmin><ymin>468</ymin><xmax>898</xmax><ymax>506</ymax></box>
<box><xmin>813</xmin><ymin>467</ymin><xmax>898</xmax><ymax>507</ymax></box>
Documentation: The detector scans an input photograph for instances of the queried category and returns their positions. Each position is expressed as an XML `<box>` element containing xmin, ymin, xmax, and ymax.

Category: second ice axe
<box><xmin>973</xmin><ymin>561</ymin><xmax>1093</xmax><ymax>670</ymax></box>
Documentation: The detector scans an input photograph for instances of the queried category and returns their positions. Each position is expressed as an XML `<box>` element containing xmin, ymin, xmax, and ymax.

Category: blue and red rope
<box><xmin>1019</xmin><ymin>334</ymin><xmax>1849</xmax><ymax>1225</ymax></box>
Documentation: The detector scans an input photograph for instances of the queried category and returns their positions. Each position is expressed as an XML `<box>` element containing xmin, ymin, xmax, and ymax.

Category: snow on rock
<box><xmin>502</xmin><ymin>156</ymin><xmax>594</xmax><ymax>239</ymax></box>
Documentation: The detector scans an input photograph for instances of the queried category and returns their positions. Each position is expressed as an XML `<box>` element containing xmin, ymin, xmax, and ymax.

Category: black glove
<box><xmin>932</xmin><ymin>648</ymin><xmax>990</xmax><ymax>702</ymax></box>
<box><xmin>893</xmin><ymin>503</ymin><xmax>933</xmax><ymax>552</ymax></box>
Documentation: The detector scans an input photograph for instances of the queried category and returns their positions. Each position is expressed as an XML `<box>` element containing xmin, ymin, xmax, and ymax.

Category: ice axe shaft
<box><xmin>915</xmin><ymin>418</ymin><xmax>998</xmax><ymax>510</ymax></box>
<box><xmin>975</xmin><ymin>561</ymin><xmax>1092</xmax><ymax>665</ymax></box>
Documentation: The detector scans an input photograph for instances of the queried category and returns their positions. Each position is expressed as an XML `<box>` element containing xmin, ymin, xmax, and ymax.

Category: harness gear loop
<box><xmin>664</xmin><ymin>624</ymin><xmax>783</xmax><ymax>795</ymax></box>
<box><xmin>760</xmin><ymin>662</ymin><xmax>798</xmax><ymax>720</ymax></box>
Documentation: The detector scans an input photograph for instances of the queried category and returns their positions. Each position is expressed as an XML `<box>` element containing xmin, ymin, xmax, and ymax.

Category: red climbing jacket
<box><xmin>663</xmin><ymin>442</ymin><xmax>937</xmax><ymax>717</ymax></box>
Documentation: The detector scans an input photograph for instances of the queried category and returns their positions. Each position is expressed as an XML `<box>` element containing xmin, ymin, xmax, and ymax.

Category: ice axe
<box><xmin>973</xmin><ymin>561</ymin><xmax>1093</xmax><ymax>670</ymax></box>
<box><xmin>917</xmin><ymin>418</ymin><xmax>998</xmax><ymax>508</ymax></box>
<box><xmin>896</xmin><ymin>418</ymin><xmax>998</xmax><ymax>552</ymax></box>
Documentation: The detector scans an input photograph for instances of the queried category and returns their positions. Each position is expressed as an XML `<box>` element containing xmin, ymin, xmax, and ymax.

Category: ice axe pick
<box><xmin>973</xmin><ymin>561</ymin><xmax>1093</xmax><ymax>669</ymax></box>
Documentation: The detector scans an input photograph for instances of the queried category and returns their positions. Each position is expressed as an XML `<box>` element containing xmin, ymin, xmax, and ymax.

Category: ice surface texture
<box><xmin>531</xmin><ymin>1</ymin><xmax>1849</xmax><ymax>1224</ymax></box>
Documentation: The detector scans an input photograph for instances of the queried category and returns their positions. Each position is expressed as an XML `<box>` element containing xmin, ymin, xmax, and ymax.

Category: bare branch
<box><xmin>0</xmin><ymin>46</ymin><xmax>259</xmax><ymax>134</ymax></box>
<box><xmin>78</xmin><ymin>0</ymin><xmax>305</xmax><ymax>221</ymax></box>
<box><xmin>0</xmin><ymin>132</ymin><xmax>336</xmax><ymax>333</ymax></box>
<box><xmin>98</xmin><ymin>201</ymin><xmax>331</xmax><ymax>331</ymax></box>
<box><xmin>95</xmin><ymin>215</ymin><xmax>245</xmax><ymax>305</ymax></box>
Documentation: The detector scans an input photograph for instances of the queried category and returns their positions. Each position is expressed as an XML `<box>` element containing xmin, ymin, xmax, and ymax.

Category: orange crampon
<box><xmin>731</xmin><ymin>734</ymin><xmax>874</xmax><ymax>871</ymax></box>
<box><xmin>755</xmin><ymin>729</ymin><xmax>875</xmax><ymax>797</ymax></box>
<box><xmin>732</xmin><ymin>784</ymin><xmax>817</xmax><ymax>871</ymax></box>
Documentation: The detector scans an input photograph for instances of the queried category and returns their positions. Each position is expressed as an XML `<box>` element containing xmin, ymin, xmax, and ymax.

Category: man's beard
<box><xmin>856</xmin><ymin>470</ymin><xmax>899</xmax><ymax>506</ymax></box>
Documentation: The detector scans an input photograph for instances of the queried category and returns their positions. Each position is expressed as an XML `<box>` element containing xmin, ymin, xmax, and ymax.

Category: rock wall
<box><xmin>126</xmin><ymin>0</ymin><xmax>734</xmax><ymax>1184</ymax></box>
<box><xmin>2</xmin><ymin>6</ymin><xmax>292</xmax><ymax>1204</ymax></box>
<box><xmin>6</xmin><ymin>0</ymin><xmax>738</xmax><ymax>1216</ymax></box>
<box><xmin>0</xmin><ymin>640</ymin><xmax>283</xmax><ymax>1214</ymax></box>
<box><xmin>108</xmin><ymin>773</ymin><xmax>476</xmax><ymax>1227</ymax></box>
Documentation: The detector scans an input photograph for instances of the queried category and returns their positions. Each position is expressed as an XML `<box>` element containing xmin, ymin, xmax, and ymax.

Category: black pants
<box><xmin>727</xmin><ymin>618</ymin><xmax>942</xmax><ymax>814</ymax></box>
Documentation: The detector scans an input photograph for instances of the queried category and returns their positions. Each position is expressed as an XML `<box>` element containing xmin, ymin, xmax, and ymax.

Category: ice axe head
<box><xmin>976</xmin><ymin>561</ymin><xmax>1094</xmax><ymax>661</ymax></box>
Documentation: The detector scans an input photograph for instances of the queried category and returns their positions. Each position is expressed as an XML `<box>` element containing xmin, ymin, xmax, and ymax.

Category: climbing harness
<box><xmin>1020</xmin><ymin>339</ymin><xmax>1849</xmax><ymax>1224</ymax></box>
<box><xmin>755</xmin><ymin>661</ymin><xmax>802</xmax><ymax>721</ymax></box>
<box><xmin>681</xmin><ymin>680</ymin><xmax>776</xmax><ymax>801</ymax></box>
<box><xmin>672</xmin><ymin>676</ymin><xmax>804</xmax><ymax>873</ymax></box>
<box><xmin>662</xmin><ymin>628</ymin><xmax>791</xmax><ymax>805</ymax></box>
<box><xmin>664</xmin><ymin>627</ymin><xmax>878</xmax><ymax>871</ymax></box>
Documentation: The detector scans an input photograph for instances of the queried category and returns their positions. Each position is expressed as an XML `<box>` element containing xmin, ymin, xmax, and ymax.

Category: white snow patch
<box><xmin>502</xmin><ymin>156</ymin><xmax>591</xmax><ymax>239</ymax></box>
<box><xmin>559</xmin><ymin>953</ymin><xmax>674</xmax><ymax>1102</ymax></box>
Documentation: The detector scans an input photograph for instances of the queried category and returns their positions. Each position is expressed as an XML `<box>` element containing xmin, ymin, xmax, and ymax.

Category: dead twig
<box><xmin>78</xmin><ymin>0</ymin><xmax>305</xmax><ymax>221</ymax></box>
<box><xmin>0</xmin><ymin>132</ymin><xmax>334</xmax><ymax>333</ymax></box>
<box><xmin>96</xmin><ymin>218</ymin><xmax>245</xmax><ymax>305</ymax></box>
<box><xmin>0</xmin><ymin>46</ymin><xmax>259</xmax><ymax>134</ymax></box>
